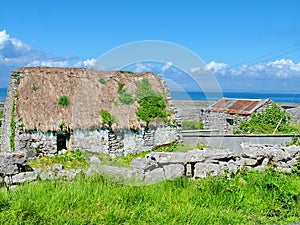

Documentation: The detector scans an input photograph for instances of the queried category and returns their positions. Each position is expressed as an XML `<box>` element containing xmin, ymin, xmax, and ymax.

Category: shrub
<box><xmin>100</xmin><ymin>110</ymin><xmax>116</xmax><ymax>127</ymax></box>
<box><xmin>58</xmin><ymin>95</ymin><xmax>70</xmax><ymax>108</ymax></box>
<box><xmin>234</xmin><ymin>103</ymin><xmax>299</xmax><ymax>134</ymax></box>
<box><xmin>182</xmin><ymin>120</ymin><xmax>204</xmax><ymax>130</ymax></box>
<box><xmin>135</xmin><ymin>78</ymin><xmax>169</xmax><ymax>125</ymax></box>
<box><xmin>136</xmin><ymin>96</ymin><xmax>169</xmax><ymax>125</ymax></box>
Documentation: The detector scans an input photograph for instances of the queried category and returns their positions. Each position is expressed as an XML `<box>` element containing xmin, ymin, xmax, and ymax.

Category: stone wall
<box><xmin>287</xmin><ymin>106</ymin><xmax>300</xmax><ymax>123</ymax></box>
<box><xmin>182</xmin><ymin>132</ymin><xmax>300</xmax><ymax>153</ymax></box>
<box><xmin>1</xmin><ymin>144</ymin><xmax>300</xmax><ymax>186</ymax></box>
<box><xmin>99</xmin><ymin>143</ymin><xmax>300</xmax><ymax>184</ymax></box>
<box><xmin>0</xmin><ymin>76</ymin><xmax>19</xmax><ymax>152</ymax></box>
<box><xmin>8</xmin><ymin>126</ymin><xmax>180</xmax><ymax>158</ymax></box>
<box><xmin>73</xmin><ymin>126</ymin><xmax>180</xmax><ymax>157</ymax></box>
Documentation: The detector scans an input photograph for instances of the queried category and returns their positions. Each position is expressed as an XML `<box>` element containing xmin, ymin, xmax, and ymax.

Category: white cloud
<box><xmin>204</xmin><ymin>61</ymin><xmax>229</xmax><ymax>72</ymax></box>
<box><xmin>74</xmin><ymin>58</ymin><xmax>97</xmax><ymax>68</ymax></box>
<box><xmin>204</xmin><ymin>59</ymin><xmax>300</xmax><ymax>79</ymax></box>
<box><xmin>26</xmin><ymin>60</ymin><xmax>68</xmax><ymax>67</ymax></box>
<box><xmin>161</xmin><ymin>61</ymin><xmax>173</xmax><ymax>72</ymax></box>
<box><xmin>0</xmin><ymin>30</ymin><xmax>75</xmax><ymax>87</ymax></box>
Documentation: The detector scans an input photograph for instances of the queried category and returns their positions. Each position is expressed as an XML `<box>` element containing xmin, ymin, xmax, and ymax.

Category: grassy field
<box><xmin>0</xmin><ymin>168</ymin><xmax>300</xmax><ymax>224</ymax></box>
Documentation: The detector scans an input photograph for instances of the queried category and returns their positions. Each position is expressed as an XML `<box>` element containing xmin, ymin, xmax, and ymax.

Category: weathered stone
<box><xmin>90</xmin><ymin>156</ymin><xmax>101</xmax><ymax>165</ymax></box>
<box><xmin>144</xmin><ymin>168</ymin><xmax>165</xmax><ymax>184</ymax></box>
<box><xmin>238</xmin><ymin>158</ymin><xmax>258</xmax><ymax>166</ymax></box>
<box><xmin>147</xmin><ymin>151</ymin><xmax>189</xmax><ymax>164</ymax></box>
<box><xmin>163</xmin><ymin>164</ymin><xmax>184</xmax><ymax>180</ymax></box>
<box><xmin>39</xmin><ymin>170</ymin><xmax>56</xmax><ymax>180</ymax></box>
<box><xmin>11</xmin><ymin>172</ymin><xmax>38</xmax><ymax>184</ymax></box>
<box><xmin>185</xmin><ymin>163</ymin><xmax>192</xmax><ymax>176</ymax></box>
<box><xmin>130</xmin><ymin>158</ymin><xmax>158</xmax><ymax>171</ymax></box>
<box><xmin>57</xmin><ymin>169</ymin><xmax>83</xmax><ymax>179</ymax></box>
<box><xmin>0</xmin><ymin>164</ymin><xmax>18</xmax><ymax>175</ymax></box>
<box><xmin>100</xmin><ymin>165</ymin><xmax>144</xmax><ymax>184</ymax></box>
<box><xmin>51</xmin><ymin>164</ymin><xmax>64</xmax><ymax>172</ymax></box>
<box><xmin>194</xmin><ymin>163</ymin><xmax>221</xmax><ymax>178</ymax></box>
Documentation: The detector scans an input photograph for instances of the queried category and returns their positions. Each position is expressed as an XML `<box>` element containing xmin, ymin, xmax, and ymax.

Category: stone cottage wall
<box><xmin>72</xmin><ymin>126</ymin><xmax>180</xmax><ymax>157</ymax></box>
<box><xmin>0</xmin><ymin>76</ymin><xmax>19</xmax><ymax>152</ymax></box>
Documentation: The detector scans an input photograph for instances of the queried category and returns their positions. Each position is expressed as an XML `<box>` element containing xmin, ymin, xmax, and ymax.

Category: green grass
<box><xmin>182</xmin><ymin>120</ymin><xmax>204</xmax><ymax>130</ymax></box>
<box><xmin>25</xmin><ymin>143</ymin><xmax>205</xmax><ymax>170</ymax></box>
<box><xmin>26</xmin><ymin>150</ymin><xmax>88</xmax><ymax>170</ymax></box>
<box><xmin>291</xmin><ymin>121</ymin><xmax>300</xmax><ymax>130</ymax></box>
<box><xmin>0</xmin><ymin>169</ymin><xmax>299</xmax><ymax>224</ymax></box>
<box><xmin>98</xmin><ymin>143</ymin><xmax>199</xmax><ymax>167</ymax></box>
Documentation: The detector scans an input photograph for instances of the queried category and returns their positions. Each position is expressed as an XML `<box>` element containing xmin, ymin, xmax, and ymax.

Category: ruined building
<box><xmin>0</xmin><ymin>67</ymin><xmax>180</xmax><ymax>157</ymax></box>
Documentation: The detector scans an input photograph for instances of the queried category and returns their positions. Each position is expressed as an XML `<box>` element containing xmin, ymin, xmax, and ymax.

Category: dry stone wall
<box><xmin>98</xmin><ymin>143</ymin><xmax>300</xmax><ymax>184</ymax></box>
<box><xmin>1</xmin><ymin>143</ymin><xmax>299</xmax><ymax>186</ymax></box>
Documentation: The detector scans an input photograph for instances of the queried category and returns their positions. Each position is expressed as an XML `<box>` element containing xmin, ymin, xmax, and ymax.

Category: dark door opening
<box><xmin>57</xmin><ymin>133</ymin><xmax>67</xmax><ymax>151</ymax></box>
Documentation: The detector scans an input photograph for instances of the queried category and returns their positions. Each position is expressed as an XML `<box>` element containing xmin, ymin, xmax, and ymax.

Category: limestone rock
<box><xmin>144</xmin><ymin>168</ymin><xmax>165</xmax><ymax>184</ymax></box>
<box><xmin>130</xmin><ymin>158</ymin><xmax>158</xmax><ymax>171</ymax></box>
<box><xmin>163</xmin><ymin>164</ymin><xmax>184</xmax><ymax>180</ymax></box>
<box><xmin>194</xmin><ymin>163</ymin><xmax>221</xmax><ymax>178</ymax></box>
<box><xmin>11</xmin><ymin>172</ymin><xmax>38</xmax><ymax>184</ymax></box>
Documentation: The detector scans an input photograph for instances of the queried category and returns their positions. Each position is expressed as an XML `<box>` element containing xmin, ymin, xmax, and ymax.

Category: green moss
<box><xmin>100</xmin><ymin>110</ymin><xmax>116</xmax><ymax>127</ymax></box>
<box><xmin>58</xmin><ymin>95</ymin><xmax>70</xmax><ymax>108</ymax></box>
<box><xmin>32</xmin><ymin>85</ymin><xmax>38</xmax><ymax>91</ymax></box>
<box><xmin>99</xmin><ymin>78</ymin><xmax>106</xmax><ymax>84</ymax></box>
<box><xmin>117</xmin><ymin>83</ymin><xmax>134</xmax><ymax>105</ymax></box>
<box><xmin>10</xmin><ymin>95</ymin><xmax>16</xmax><ymax>152</ymax></box>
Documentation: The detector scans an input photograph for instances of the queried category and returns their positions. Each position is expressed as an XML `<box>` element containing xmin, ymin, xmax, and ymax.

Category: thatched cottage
<box><xmin>0</xmin><ymin>67</ymin><xmax>180</xmax><ymax>157</ymax></box>
<box><xmin>203</xmin><ymin>98</ymin><xmax>272</xmax><ymax>134</ymax></box>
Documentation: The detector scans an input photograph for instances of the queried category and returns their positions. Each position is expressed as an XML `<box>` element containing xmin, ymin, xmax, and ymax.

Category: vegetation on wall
<box><xmin>9</xmin><ymin>94</ymin><xmax>17</xmax><ymax>152</ymax></box>
<box><xmin>0</xmin><ymin>111</ymin><xmax>3</xmax><ymax>127</ymax></box>
<box><xmin>117</xmin><ymin>70</ymin><xmax>134</xmax><ymax>74</ymax></box>
<box><xmin>117</xmin><ymin>83</ymin><xmax>134</xmax><ymax>105</ymax></box>
<box><xmin>99</xmin><ymin>78</ymin><xmax>106</xmax><ymax>84</ymax></box>
<box><xmin>100</xmin><ymin>110</ymin><xmax>116</xmax><ymax>127</ymax></box>
<box><xmin>58</xmin><ymin>95</ymin><xmax>70</xmax><ymax>108</ymax></box>
<box><xmin>234</xmin><ymin>104</ymin><xmax>299</xmax><ymax>134</ymax></box>
<box><xmin>135</xmin><ymin>78</ymin><xmax>170</xmax><ymax>126</ymax></box>
<box><xmin>182</xmin><ymin>120</ymin><xmax>204</xmax><ymax>130</ymax></box>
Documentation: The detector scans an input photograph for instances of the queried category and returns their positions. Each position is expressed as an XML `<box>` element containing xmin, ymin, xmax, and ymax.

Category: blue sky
<box><xmin>1</xmin><ymin>0</ymin><xmax>300</xmax><ymax>92</ymax></box>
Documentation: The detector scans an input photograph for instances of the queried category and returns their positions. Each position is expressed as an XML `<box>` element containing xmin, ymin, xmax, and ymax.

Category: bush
<box><xmin>135</xmin><ymin>78</ymin><xmax>169</xmax><ymax>125</ymax></box>
<box><xmin>100</xmin><ymin>110</ymin><xmax>116</xmax><ymax>127</ymax></box>
<box><xmin>58</xmin><ymin>95</ymin><xmax>70</xmax><ymax>108</ymax></box>
<box><xmin>136</xmin><ymin>96</ymin><xmax>169</xmax><ymax>125</ymax></box>
<box><xmin>235</xmin><ymin>103</ymin><xmax>299</xmax><ymax>134</ymax></box>
<box><xmin>182</xmin><ymin>120</ymin><xmax>204</xmax><ymax>130</ymax></box>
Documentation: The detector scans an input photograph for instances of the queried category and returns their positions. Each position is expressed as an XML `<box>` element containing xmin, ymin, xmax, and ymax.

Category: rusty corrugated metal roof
<box><xmin>208</xmin><ymin>98</ymin><xmax>270</xmax><ymax>115</ymax></box>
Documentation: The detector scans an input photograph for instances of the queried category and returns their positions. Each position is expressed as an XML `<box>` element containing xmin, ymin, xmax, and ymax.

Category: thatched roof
<box><xmin>13</xmin><ymin>67</ymin><xmax>173</xmax><ymax>132</ymax></box>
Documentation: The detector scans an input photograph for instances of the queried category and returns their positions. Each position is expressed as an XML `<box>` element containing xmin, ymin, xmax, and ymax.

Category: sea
<box><xmin>1</xmin><ymin>88</ymin><xmax>300</xmax><ymax>103</ymax></box>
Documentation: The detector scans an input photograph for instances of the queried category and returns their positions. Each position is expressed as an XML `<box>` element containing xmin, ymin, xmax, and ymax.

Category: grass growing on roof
<box><xmin>0</xmin><ymin>168</ymin><xmax>299</xmax><ymax>224</ymax></box>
